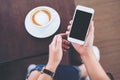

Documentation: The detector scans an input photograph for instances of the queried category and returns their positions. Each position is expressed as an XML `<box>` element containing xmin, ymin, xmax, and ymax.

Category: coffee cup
<box><xmin>30</xmin><ymin>8</ymin><xmax>53</xmax><ymax>28</ymax></box>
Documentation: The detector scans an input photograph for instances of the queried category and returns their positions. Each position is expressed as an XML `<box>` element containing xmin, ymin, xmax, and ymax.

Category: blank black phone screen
<box><xmin>70</xmin><ymin>10</ymin><xmax>92</xmax><ymax>41</ymax></box>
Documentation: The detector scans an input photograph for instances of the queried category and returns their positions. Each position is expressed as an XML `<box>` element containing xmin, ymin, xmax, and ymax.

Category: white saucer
<box><xmin>25</xmin><ymin>6</ymin><xmax>60</xmax><ymax>38</ymax></box>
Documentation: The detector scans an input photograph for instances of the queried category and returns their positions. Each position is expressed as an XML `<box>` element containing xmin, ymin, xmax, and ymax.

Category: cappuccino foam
<box><xmin>32</xmin><ymin>9</ymin><xmax>51</xmax><ymax>26</ymax></box>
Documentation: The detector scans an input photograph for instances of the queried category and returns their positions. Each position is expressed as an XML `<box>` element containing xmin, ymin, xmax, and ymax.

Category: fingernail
<box><xmin>58</xmin><ymin>35</ymin><xmax>62</xmax><ymax>40</ymax></box>
<box><xmin>67</xmin><ymin>46</ymin><xmax>70</xmax><ymax>49</ymax></box>
<box><xmin>66</xmin><ymin>31</ymin><xmax>69</xmax><ymax>35</ymax></box>
<box><xmin>67</xmin><ymin>41</ymin><xmax>70</xmax><ymax>45</ymax></box>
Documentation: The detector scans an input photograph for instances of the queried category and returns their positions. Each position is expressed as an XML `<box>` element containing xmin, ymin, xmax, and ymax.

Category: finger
<box><xmin>63</xmin><ymin>49</ymin><xmax>68</xmax><ymax>54</ymax></box>
<box><xmin>62</xmin><ymin>39</ymin><xmax>70</xmax><ymax>45</ymax></box>
<box><xmin>65</xmin><ymin>31</ymin><xmax>70</xmax><ymax>36</ymax></box>
<box><xmin>89</xmin><ymin>21</ymin><xmax>94</xmax><ymax>36</ymax></box>
<box><xmin>88</xmin><ymin>21</ymin><xmax>94</xmax><ymax>40</ymax></box>
<box><xmin>91</xmin><ymin>21</ymin><xmax>94</xmax><ymax>36</ymax></box>
<box><xmin>72</xmin><ymin>43</ymin><xmax>82</xmax><ymax>51</ymax></box>
<box><xmin>90</xmin><ymin>21</ymin><xmax>95</xmax><ymax>44</ymax></box>
<box><xmin>62</xmin><ymin>44</ymin><xmax>70</xmax><ymax>50</ymax></box>
<box><xmin>85</xmin><ymin>21</ymin><xmax>94</xmax><ymax>46</ymax></box>
<box><xmin>62</xmin><ymin>39</ymin><xmax>70</xmax><ymax>50</ymax></box>
<box><xmin>51</xmin><ymin>35</ymin><xmax>58</xmax><ymax>46</ymax></box>
<box><xmin>67</xmin><ymin>25</ymin><xmax>72</xmax><ymax>31</ymax></box>
<box><xmin>69</xmin><ymin>20</ymin><xmax>73</xmax><ymax>24</ymax></box>
<box><xmin>56</xmin><ymin>35</ymin><xmax>62</xmax><ymax>48</ymax></box>
<box><xmin>58</xmin><ymin>33</ymin><xmax>67</xmax><ymax>39</ymax></box>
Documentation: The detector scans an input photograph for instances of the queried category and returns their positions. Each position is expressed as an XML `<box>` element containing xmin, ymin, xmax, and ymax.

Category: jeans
<box><xmin>26</xmin><ymin>64</ymin><xmax>81</xmax><ymax>80</ymax></box>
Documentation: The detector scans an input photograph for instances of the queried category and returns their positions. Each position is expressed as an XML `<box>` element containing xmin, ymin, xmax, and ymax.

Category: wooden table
<box><xmin>0</xmin><ymin>0</ymin><xmax>75</xmax><ymax>63</ymax></box>
<box><xmin>0</xmin><ymin>0</ymin><xmax>75</xmax><ymax>80</ymax></box>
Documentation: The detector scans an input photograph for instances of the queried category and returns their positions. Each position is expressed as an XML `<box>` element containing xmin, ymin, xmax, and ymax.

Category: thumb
<box><xmin>85</xmin><ymin>21</ymin><xmax>94</xmax><ymax>46</ymax></box>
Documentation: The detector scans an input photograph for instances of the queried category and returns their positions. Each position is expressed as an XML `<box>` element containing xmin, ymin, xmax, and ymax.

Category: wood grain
<box><xmin>0</xmin><ymin>0</ymin><xmax>75</xmax><ymax>63</ymax></box>
<box><xmin>0</xmin><ymin>0</ymin><xmax>75</xmax><ymax>80</ymax></box>
<box><xmin>75</xmin><ymin>0</ymin><xmax>120</xmax><ymax>79</ymax></box>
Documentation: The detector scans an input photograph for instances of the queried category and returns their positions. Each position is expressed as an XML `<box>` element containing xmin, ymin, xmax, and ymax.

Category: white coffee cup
<box><xmin>30</xmin><ymin>7</ymin><xmax>53</xmax><ymax>28</ymax></box>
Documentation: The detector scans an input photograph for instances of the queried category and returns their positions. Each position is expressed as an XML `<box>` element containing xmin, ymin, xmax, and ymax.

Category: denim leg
<box><xmin>54</xmin><ymin>65</ymin><xmax>81</xmax><ymax>80</ymax></box>
<box><xmin>26</xmin><ymin>64</ymin><xmax>81</xmax><ymax>80</ymax></box>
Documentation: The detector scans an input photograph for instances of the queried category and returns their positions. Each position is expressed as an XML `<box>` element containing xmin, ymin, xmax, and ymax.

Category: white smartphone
<box><xmin>68</xmin><ymin>5</ymin><xmax>94</xmax><ymax>45</ymax></box>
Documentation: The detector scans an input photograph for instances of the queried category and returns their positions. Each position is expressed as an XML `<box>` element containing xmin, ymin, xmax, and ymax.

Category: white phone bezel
<box><xmin>68</xmin><ymin>5</ymin><xmax>94</xmax><ymax>45</ymax></box>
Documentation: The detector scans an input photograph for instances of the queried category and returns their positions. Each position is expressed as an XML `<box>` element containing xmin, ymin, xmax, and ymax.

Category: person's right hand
<box><xmin>47</xmin><ymin>35</ymin><xmax>63</xmax><ymax>69</ymax></box>
<box><xmin>66</xmin><ymin>20</ymin><xmax>95</xmax><ymax>56</ymax></box>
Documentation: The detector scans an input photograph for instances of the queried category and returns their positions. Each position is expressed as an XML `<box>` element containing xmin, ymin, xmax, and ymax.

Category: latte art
<box><xmin>25</xmin><ymin>6</ymin><xmax>60</xmax><ymax>38</ymax></box>
<box><xmin>31</xmin><ymin>9</ymin><xmax>51</xmax><ymax>27</ymax></box>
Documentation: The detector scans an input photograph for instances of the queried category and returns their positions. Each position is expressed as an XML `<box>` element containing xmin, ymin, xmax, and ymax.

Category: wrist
<box><xmin>81</xmin><ymin>50</ymin><xmax>98</xmax><ymax>65</ymax></box>
<box><xmin>81</xmin><ymin>47</ymin><xmax>93</xmax><ymax>55</ymax></box>
<box><xmin>41</xmin><ymin>66</ymin><xmax>55</xmax><ymax>78</ymax></box>
<box><xmin>46</xmin><ymin>63</ymin><xmax>58</xmax><ymax>72</ymax></box>
<box><xmin>81</xmin><ymin>49</ymin><xmax>94</xmax><ymax>60</ymax></box>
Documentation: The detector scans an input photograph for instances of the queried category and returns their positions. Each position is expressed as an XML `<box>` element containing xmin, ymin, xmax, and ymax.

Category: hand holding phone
<box><xmin>68</xmin><ymin>5</ymin><xmax>94</xmax><ymax>45</ymax></box>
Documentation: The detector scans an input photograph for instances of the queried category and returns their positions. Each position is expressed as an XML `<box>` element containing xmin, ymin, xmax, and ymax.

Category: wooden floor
<box><xmin>74</xmin><ymin>0</ymin><xmax>120</xmax><ymax>80</ymax></box>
